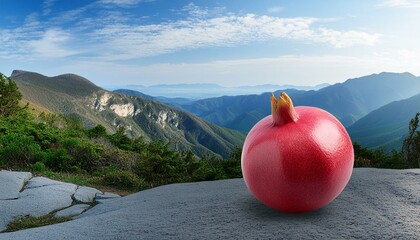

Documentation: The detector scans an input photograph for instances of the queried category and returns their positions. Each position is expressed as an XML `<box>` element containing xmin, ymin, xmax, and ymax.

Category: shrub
<box><xmin>103</xmin><ymin>148</ymin><xmax>138</xmax><ymax>171</ymax></box>
<box><xmin>0</xmin><ymin>133</ymin><xmax>42</xmax><ymax>166</ymax></box>
<box><xmin>32</xmin><ymin>161</ymin><xmax>47</xmax><ymax>172</ymax></box>
<box><xmin>108</xmin><ymin>126</ymin><xmax>133</xmax><ymax>151</ymax></box>
<box><xmin>134</xmin><ymin>140</ymin><xmax>185</xmax><ymax>187</ymax></box>
<box><xmin>87</xmin><ymin>124</ymin><xmax>107</xmax><ymax>138</ymax></box>
<box><xmin>60</xmin><ymin>138</ymin><xmax>103</xmax><ymax>172</ymax></box>
<box><xmin>100</xmin><ymin>167</ymin><xmax>143</xmax><ymax>190</ymax></box>
<box><xmin>43</xmin><ymin>148</ymin><xmax>74</xmax><ymax>172</ymax></box>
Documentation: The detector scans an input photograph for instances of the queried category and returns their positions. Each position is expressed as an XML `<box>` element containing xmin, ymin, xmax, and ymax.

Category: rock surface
<box><xmin>0</xmin><ymin>171</ymin><xmax>32</xmax><ymax>200</ymax></box>
<box><xmin>95</xmin><ymin>192</ymin><xmax>121</xmax><ymax>204</ymax></box>
<box><xmin>55</xmin><ymin>204</ymin><xmax>91</xmax><ymax>218</ymax></box>
<box><xmin>1</xmin><ymin>168</ymin><xmax>419</xmax><ymax>239</ymax></box>
<box><xmin>0</xmin><ymin>172</ymin><xmax>110</xmax><ymax>232</ymax></box>
<box><xmin>73</xmin><ymin>186</ymin><xmax>102</xmax><ymax>203</ymax></box>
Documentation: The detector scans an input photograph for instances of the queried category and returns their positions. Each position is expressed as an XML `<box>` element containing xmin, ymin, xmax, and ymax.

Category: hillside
<box><xmin>176</xmin><ymin>72</ymin><xmax>420</xmax><ymax>132</ymax></box>
<box><xmin>10</xmin><ymin>70</ymin><xmax>245</xmax><ymax>158</ymax></box>
<box><xmin>348</xmin><ymin>93</ymin><xmax>420</xmax><ymax>150</ymax></box>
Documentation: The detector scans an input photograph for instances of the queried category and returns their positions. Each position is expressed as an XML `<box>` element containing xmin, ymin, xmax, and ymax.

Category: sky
<box><xmin>1</xmin><ymin>0</ymin><xmax>420</xmax><ymax>88</ymax></box>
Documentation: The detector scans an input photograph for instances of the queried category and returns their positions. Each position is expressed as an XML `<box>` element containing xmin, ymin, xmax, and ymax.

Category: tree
<box><xmin>0</xmin><ymin>73</ymin><xmax>22</xmax><ymax>117</ymax></box>
<box><xmin>402</xmin><ymin>113</ymin><xmax>420</xmax><ymax>168</ymax></box>
<box><xmin>87</xmin><ymin>124</ymin><xmax>107</xmax><ymax>138</ymax></box>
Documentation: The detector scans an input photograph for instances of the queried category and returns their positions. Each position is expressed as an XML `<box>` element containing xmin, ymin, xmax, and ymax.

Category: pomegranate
<box><xmin>241</xmin><ymin>92</ymin><xmax>354</xmax><ymax>213</ymax></box>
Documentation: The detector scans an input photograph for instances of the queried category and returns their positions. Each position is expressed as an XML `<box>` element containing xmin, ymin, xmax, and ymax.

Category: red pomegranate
<box><xmin>241</xmin><ymin>92</ymin><xmax>354</xmax><ymax>213</ymax></box>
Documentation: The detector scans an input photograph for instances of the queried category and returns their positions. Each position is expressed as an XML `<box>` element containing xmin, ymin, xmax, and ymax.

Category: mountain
<box><xmin>347</xmin><ymin>93</ymin><xmax>420</xmax><ymax>150</ymax></box>
<box><xmin>177</xmin><ymin>72</ymin><xmax>420</xmax><ymax>132</ymax></box>
<box><xmin>110</xmin><ymin>82</ymin><xmax>330</xmax><ymax>99</ymax></box>
<box><xmin>10</xmin><ymin>70</ymin><xmax>245</xmax><ymax>158</ymax></box>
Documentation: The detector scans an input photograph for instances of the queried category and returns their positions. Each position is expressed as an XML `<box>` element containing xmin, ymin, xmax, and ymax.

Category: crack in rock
<box><xmin>25</xmin><ymin>183</ymin><xmax>63</xmax><ymax>190</ymax></box>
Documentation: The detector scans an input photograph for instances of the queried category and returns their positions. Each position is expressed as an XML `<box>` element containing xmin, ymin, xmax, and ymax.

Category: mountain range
<box><xmin>9</xmin><ymin>70</ymin><xmax>420</xmax><ymax>153</ymax></box>
<box><xmin>10</xmin><ymin>70</ymin><xmax>245</xmax><ymax>158</ymax></box>
<box><xmin>174</xmin><ymin>72</ymin><xmax>420</xmax><ymax>130</ymax></box>
<box><xmin>119</xmin><ymin>72</ymin><xmax>420</xmax><ymax>151</ymax></box>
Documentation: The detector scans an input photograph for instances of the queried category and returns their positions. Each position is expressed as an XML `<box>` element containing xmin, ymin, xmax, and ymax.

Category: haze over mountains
<box><xmin>10</xmin><ymin>70</ymin><xmax>245</xmax><ymax>158</ymax></box>
<box><xmin>111</xmin><ymin>83</ymin><xmax>330</xmax><ymax>99</ymax></box>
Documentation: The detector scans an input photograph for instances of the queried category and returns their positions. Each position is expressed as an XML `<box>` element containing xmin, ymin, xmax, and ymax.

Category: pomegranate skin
<box><xmin>241</xmin><ymin>106</ymin><xmax>354</xmax><ymax>213</ymax></box>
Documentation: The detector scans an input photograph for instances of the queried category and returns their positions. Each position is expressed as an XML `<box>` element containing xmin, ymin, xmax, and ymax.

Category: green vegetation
<box><xmin>354</xmin><ymin>112</ymin><xmax>420</xmax><ymax>169</ymax></box>
<box><xmin>0</xmin><ymin>109</ymin><xmax>243</xmax><ymax>191</ymax></box>
<box><xmin>0</xmin><ymin>73</ymin><xmax>243</xmax><ymax>193</ymax></box>
<box><xmin>3</xmin><ymin>214</ymin><xmax>72</xmax><ymax>233</ymax></box>
<box><xmin>402</xmin><ymin>113</ymin><xmax>420</xmax><ymax>168</ymax></box>
<box><xmin>0</xmin><ymin>72</ymin><xmax>23</xmax><ymax>117</ymax></box>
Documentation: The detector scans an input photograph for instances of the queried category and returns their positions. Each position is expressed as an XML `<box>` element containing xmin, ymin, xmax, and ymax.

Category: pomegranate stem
<box><xmin>271</xmin><ymin>92</ymin><xmax>299</xmax><ymax>125</ymax></box>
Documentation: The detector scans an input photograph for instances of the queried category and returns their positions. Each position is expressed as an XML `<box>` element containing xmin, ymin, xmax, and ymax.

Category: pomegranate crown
<box><xmin>271</xmin><ymin>92</ymin><xmax>299</xmax><ymax>125</ymax></box>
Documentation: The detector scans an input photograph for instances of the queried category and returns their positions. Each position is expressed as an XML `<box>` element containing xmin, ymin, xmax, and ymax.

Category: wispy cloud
<box><xmin>91</xmin><ymin>11</ymin><xmax>379</xmax><ymax>60</ymax></box>
<box><xmin>378</xmin><ymin>0</ymin><xmax>420</xmax><ymax>8</ymax></box>
<box><xmin>99</xmin><ymin>0</ymin><xmax>143</xmax><ymax>7</ymax></box>
<box><xmin>27</xmin><ymin>29</ymin><xmax>77</xmax><ymax>58</ymax></box>
<box><xmin>0</xmin><ymin>2</ymin><xmax>380</xmax><ymax>62</ymax></box>
<box><xmin>42</xmin><ymin>0</ymin><xmax>56</xmax><ymax>15</ymax></box>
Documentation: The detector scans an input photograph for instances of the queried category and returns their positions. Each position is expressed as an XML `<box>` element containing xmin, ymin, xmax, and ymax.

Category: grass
<box><xmin>2</xmin><ymin>214</ymin><xmax>72</xmax><ymax>233</ymax></box>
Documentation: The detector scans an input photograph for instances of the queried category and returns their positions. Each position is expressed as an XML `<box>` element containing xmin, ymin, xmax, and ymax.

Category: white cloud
<box><xmin>91</xmin><ymin>13</ymin><xmax>379</xmax><ymax>60</ymax></box>
<box><xmin>0</xmin><ymin>2</ymin><xmax>380</xmax><ymax>62</ymax></box>
<box><xmin>27</xmin><ymin>29</ymin><xmax>77</xmax><ymax>58</ymax></box>
<box><xmin>378</xmin><ymin>0</ymin><xmax>420</xmax><ymax>8</ymax></box>
<box><xmin>315</xmin><ymin>28</ymin><xmax>380</xmax><ymax>48</ymax></box>
<box><xmin>182</xmin><ymin>3</ymin><xmax>209</xmax><ymax>18</ymax></box>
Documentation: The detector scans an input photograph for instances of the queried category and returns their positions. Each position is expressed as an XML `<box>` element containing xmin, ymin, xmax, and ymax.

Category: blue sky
<box><xmin>1</xmin><ymin>0</ymin><xmax>420</xmax><ymax>87</ymax></box>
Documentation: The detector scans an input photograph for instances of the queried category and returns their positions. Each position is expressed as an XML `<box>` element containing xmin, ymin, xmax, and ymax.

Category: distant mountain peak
<box><xmin>11</xmin><ymin>70</ymin><xmax>102</xmax><ymax>97</ymax></box>
<box><xmin>10</xmin><ymin>70</ymin><xmax>28</xmax><ymax>78</ymax></box>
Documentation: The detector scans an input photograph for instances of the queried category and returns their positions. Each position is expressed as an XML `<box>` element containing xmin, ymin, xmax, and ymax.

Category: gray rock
<box><xmin>1</xmin><ymin>168</ymin><xmax>419</xmax><ymax>240</ymax></box>
<box><xmin>95</xmin><ymin>192</ymin><xmax>120</xmax><ymax>199</ymax></box>
<box><xmin>0</xmin><ymin>171</ymin><xmax>32</xmax><ymax>200</ymax></box>
<box><xmin>55</xmin><ymin>204</ymin><xmax>91</xmax><ymax>218</ymax></box>
<box><xmin>0</xmin><ymin>176</ymin><xmax>77</xmax><ymax>232</ymax></box>
<box><xmin>73</xmin><ymin>186</ymin><xmax>102</xmax><ymax>203</ymax></box>
<box><xmin>25</xmin><ymin>177</ymin><xmax>75</xmax><ymax>192</ymax></box>
<box><xmin>95</xmin><ymin>192</ymin><xmax>121</xmax><ymax>204</ymax></box>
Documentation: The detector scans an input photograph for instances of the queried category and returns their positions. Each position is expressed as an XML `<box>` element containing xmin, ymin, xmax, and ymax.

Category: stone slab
<box><xmin>1</xmin><ymin>169</ymin><xmax>419</xmax><ymax>239</ymax></box>
<box><xmin>55</xmin><ymin>204</ymin><xmax>91</xmax><ymax>218</ymax></box>
<box><xmin>73</xmin><ymin>186</ymin><xmax>102</xmax><ymax>203</ymax></box>
<box><xmin>0</xmin><ymin>176</ymin><xmax>77</xmax><ymax>232</ymax></box>
<box><xmin>0</xmin><ymin>171</ymin><xmax>32</xmax><ymax>200</ymax></box>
